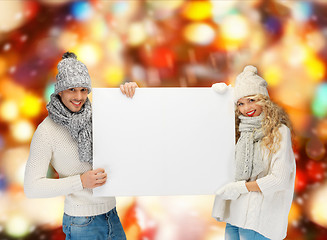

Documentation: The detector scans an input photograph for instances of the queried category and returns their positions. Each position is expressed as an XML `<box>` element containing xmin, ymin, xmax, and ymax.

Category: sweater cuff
<box><xmin>70</xmin><ymin>175</ymin><xmax>84</xmax><ymax>192</ymax></box>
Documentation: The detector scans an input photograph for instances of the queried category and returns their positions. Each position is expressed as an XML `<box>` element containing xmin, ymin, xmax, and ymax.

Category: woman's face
<box><xmin>237</xmin><ymin>96</ymin><xmax>263</xmax><ymax>117</ymax></box>
<box><xmin>58</xmin><ymin>87</ymin><xmax>88</xmax><ymax>112</ymax></box>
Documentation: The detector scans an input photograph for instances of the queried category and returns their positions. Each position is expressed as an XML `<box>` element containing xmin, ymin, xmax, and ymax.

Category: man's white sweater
<box><xmin>212</xmin><ymin>125</ymin><xmax>296</xmax><ymax>240</ymax></box>
<box><xmin>24</xmin><ymin>117</ymin><xmax>116</xmax><ymax>216</ymax></box>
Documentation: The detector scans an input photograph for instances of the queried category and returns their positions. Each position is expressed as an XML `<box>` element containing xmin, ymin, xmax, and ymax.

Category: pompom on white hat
<box><xmin>234</xmin><ymin>65</ymin><xmax>269</xmax><ymax>103</ymax></box>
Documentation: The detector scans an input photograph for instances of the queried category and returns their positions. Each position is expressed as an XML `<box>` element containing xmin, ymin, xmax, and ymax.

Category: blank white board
<box><xmin>93</xmin><ymin>87</ymin><xmax>235</xmax><ymax>196</ymax></box>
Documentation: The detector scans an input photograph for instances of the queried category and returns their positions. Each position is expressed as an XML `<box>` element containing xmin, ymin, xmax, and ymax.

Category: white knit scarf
<box><xmin>46</xmin><ymin>93</ymin><xmax>93</xmax><ymax>164</ymax></box>
<box><xmin>235</xmin><ymin>114</ymin><xmax>264</xmax><ymax>181</ymax></box>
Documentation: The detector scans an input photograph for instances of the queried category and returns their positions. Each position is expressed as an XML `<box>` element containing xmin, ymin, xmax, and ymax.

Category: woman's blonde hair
<box><xmin>235</xmin><ymin>94</ymin><xmax>293</xmax><ymax>155</ymax></box>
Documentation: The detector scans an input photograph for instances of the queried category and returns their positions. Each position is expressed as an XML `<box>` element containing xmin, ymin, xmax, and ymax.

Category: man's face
<box><xmin>58</xmin><ymin>87</ymin><xmax>88</xmax><ymax>112</ymax></box>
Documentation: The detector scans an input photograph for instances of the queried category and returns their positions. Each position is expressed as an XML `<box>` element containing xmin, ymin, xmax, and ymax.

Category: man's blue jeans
<box><xmin>62</xmin><ymin>207</ymin><xmax>126</xmax><ymax>240</ymax></box>
<box><xmin>225</xmin><ymin>223</ymin><xmax>271</xmax><ymax>240</ymax></box>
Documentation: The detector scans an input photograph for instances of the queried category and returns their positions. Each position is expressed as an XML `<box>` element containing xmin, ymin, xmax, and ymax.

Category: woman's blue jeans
<box><xmin>225</xmin><ymin>223</ymin><xmax>270</xmax><ymax>240</ymax></box>
<box><xmin>62</xmin><ymin>207</ymin><xmax>126</xmax><ymax>240</ymax></box>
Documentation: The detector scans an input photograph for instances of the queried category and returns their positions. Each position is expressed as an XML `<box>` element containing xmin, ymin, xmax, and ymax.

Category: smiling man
<box><xmin>59</xmin><ymin>87</ymin><xmax>88</xmax><ymax>112</ymax></box>
<box><xmin>24</xmin><ymin>52</ymin><xmax>137</xmax><ymax>240</ymax></box>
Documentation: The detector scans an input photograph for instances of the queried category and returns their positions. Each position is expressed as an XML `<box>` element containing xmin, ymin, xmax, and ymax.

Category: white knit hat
<box><xmin>234</xmin><ymin>65</ymin><xmax>269</xmax><ymax>103</ymax></box>
<box><xmin>54</xmin><ymin>52</ymin><xmax>92</xmax><ymax>94</ymax></box>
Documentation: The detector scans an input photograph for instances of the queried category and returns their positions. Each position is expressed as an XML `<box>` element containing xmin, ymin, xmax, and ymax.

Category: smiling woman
<box><xmin>212</xmin><ymin>65</ymin><xmax>295</xmax><ymax>240</ymax></box>
<box><xmin>237</xmin><ymin>97</ymin><xmax>263</xmax><ymax>117</ymax></box>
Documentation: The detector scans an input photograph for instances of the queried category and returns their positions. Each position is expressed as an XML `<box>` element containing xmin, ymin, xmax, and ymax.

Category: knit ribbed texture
<box><xmin>24</xmin><ymin>117</ymin><xmax>116</xmax><ymax>217</ymax></box>
<box><xmin>234</xmin><ymin>65</ymin><xmax>269</xmax><ymax>103</ymax></box>
<box><xmin>55</xmin><ymin>56</ymin><xmax>92</xmax><ymax>94</ymax></box>
<box><xmin>235</xmin><ymin>114</ymin><xmax>264</xmax><ymax>181</ymax></box>
<box><xmin>46</xmin><ymin>94</ymin><xmax>93</xmax><ymax>164</ymax></box>
<box><xmin>212</xmin><ymin>125</ymin><xmax>296</xmax><ymax>240</ymax></box>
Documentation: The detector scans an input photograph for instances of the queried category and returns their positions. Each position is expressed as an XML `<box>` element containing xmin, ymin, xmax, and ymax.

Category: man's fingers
<box><xmin>95</xmin><ymin>181</ymin><xmax>106</xmax><ymax>187</ymax></box>
<box><xmin>121</xmin><ymin>82</ymin><xmax>138</xmax><ymax>98</ymax></box>
<box><xmin>96</xmin><ymin>177</ymin><xmax>107</xmax><ymax>184</ymax></box>
<box><xmin>122</xmin><ymin>83</ymin><xmax>130</xmax><ymax>97</ymax></box>
<box><xmin>126</xmin><ymin>85</ymin><xmax>132</xmax><ymax>98</ymax></box>
<box><xmin>96</xmin><ymin>172</ymin><xmax>107</xmax><ymax>180</ymax></box>
<box><xmin>120</xmin><ymin>84</ymin><xmax>125</xmax><ymax>95</ymax></box>
<box><xmin>131</xmin><ymin>86</ymin><xmax>136</xmax><ymax>98</ymax></box>
<box><xmin>130</xmin><ymin>82</ymin><xmax>137</xmax><ymax>98</ymax></box>
<box><xmin>93</xmin><ymin>168</ymin><xmax>105</xmax><ymax>174</ymax></box>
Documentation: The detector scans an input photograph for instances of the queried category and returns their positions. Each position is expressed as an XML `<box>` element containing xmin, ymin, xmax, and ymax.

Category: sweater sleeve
<box><xmin>24</xmin><ymin>124</ymin><xmax>83</xmax><ymax>198</ymax></box>
<box><xmin>256</xmin><ymin>125</ymin><xmax>296</xmax><ymax>196</ymax></box>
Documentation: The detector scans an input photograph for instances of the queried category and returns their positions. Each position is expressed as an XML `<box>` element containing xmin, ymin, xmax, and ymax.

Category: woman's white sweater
<box><xmin>212</xmin><ymin>124</ymin><xmax>296</xmax><ymax>240</ymax></box>
<box><xmin>24</xmin><ymin>117</ymin><xmax>116</xmax><ymax>217</ymax></box>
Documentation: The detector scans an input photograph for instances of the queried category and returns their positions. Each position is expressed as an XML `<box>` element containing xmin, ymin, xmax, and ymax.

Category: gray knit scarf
<box><xmin>46</xmin><ymin>93</ymin><xmax>93</xmax><ymax>164</ymax></box>
<box><xmin>235</xmin><ymin>114</ymin><xmax>264</xmax><ymax>181</ymax></box>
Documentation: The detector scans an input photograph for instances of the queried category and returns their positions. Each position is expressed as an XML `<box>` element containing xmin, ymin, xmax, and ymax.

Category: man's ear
<box><xmin>58</xmin><ymin>92</ymin><xmax>62</xmax><ymax>97</ymax></box>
